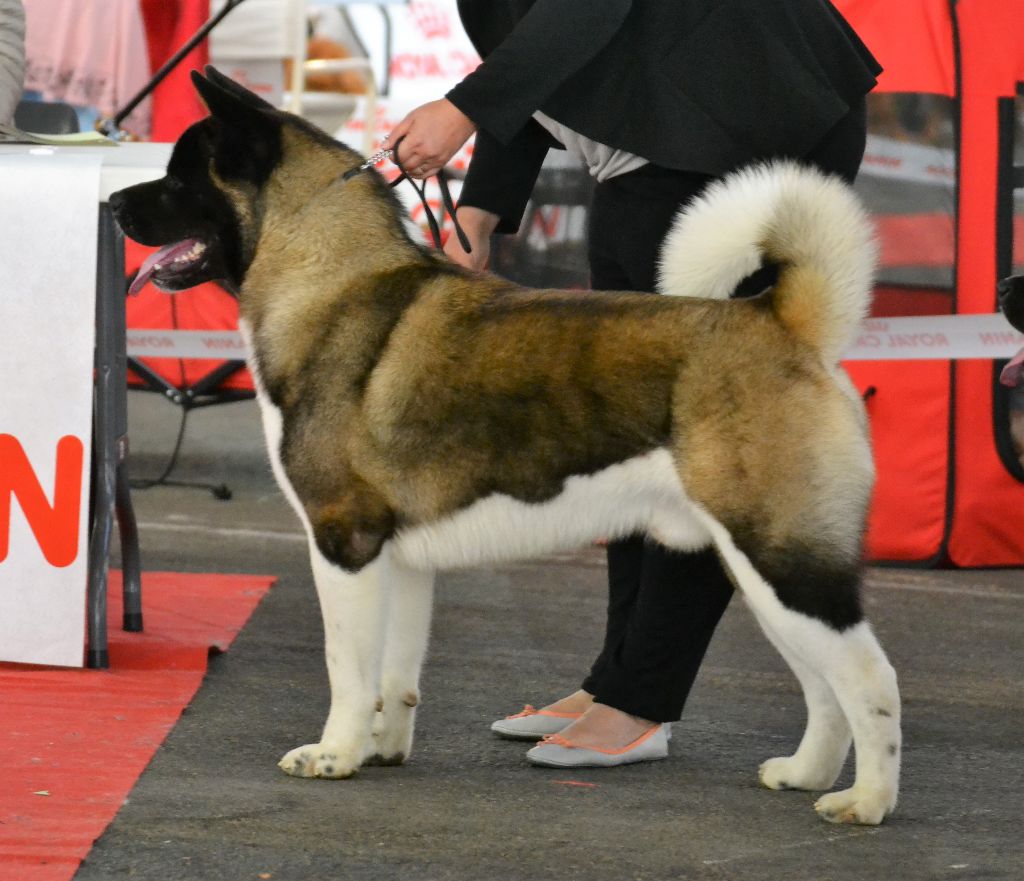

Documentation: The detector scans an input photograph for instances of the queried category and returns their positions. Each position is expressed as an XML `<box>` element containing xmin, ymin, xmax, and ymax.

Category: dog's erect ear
<box><xmin>203</xmin><ymin>65</ymin><xmax>278</xmax><ymax>111</ymax></box>
<box><xmin>190</xmin><ymin>69</ymin><xmax>282</xmax><ymax>184</ymax></box>
<box><xmin>191</xmin><ymin>69</ymin><xmax>274</xmax><ymax>127</ymax></box>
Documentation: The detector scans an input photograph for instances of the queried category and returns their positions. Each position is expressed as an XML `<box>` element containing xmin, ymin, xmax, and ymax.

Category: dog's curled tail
<box><xmin>656</xmin><ymin>161</ymin><xmax>877</xmax><ymax>364</ymax></box>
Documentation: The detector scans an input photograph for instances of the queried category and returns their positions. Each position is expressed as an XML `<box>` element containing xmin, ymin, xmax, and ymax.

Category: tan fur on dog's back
<box><xmin>239</xmin><ymin>132</ymin><xmax>867</xmax><ymax>517</ymax></box>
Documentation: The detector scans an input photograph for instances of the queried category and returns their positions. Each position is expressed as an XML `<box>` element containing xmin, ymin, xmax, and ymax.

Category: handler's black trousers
<box><xmin>580</xmin><ymin>100</ymin><xmax>867</xmax><ymax>722</ymax></box>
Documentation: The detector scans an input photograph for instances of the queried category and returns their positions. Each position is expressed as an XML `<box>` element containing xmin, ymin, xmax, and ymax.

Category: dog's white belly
<box><xmin>392</xmin><ymin>449</ymin><xmax>711</xmax><ymax>571</ymax></box>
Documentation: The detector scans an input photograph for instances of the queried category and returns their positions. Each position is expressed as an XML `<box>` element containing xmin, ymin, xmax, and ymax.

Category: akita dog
<box><xmin>110</xmin><ymin>67</ymin><xmax>900</xmax><ymax>825</ymax></box>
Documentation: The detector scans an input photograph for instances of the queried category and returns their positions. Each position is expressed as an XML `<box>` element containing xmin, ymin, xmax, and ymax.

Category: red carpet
<box><xmin>0</xmin><ymin>571</ymin><xmax>274</xmax><ymax>881</ymax></box>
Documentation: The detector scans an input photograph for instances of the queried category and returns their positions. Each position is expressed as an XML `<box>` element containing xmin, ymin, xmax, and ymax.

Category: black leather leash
<box><xmin>341</xmin><ymin>136</ymin><xmax>471</xmax><ymax>254</ymax></box>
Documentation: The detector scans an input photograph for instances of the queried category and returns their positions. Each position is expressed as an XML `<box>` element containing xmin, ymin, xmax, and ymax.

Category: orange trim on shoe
<box><xmin>538</xmin><ymin>723</ymin><xmax>662</xmax><ymax>755</ymax></box>
<box><xmin>506</xmin><ymin>704</ymin><xmax>583</xmax><ymax>720</ymax></box>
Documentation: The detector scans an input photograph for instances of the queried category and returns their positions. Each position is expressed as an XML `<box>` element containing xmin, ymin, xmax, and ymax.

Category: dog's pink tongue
<box><xmin>1000</xmin><ymin>347</ymin><xmax>1024</xmax><ymax>387</ymax></box>
<box><xmin>128</xmin><ymin>239</ymin><xmax>200</xmax><ymax>296</ymax></box>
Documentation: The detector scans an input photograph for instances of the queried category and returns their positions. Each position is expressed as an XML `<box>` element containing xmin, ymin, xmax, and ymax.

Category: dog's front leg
<box><xmin>279</xmin><ymin>545</ymin><xmax>388</xmax><ymax>779</ymax></box>
<box><xmin>366</xmin><ymin>554</ymin><xmax>435</xmax><ymax>766</ymax></box>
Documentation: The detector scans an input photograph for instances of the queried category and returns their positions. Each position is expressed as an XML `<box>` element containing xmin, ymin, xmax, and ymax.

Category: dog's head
<box><xmin>998</xmin><ymin>275</ymin><xmax>1024</xmax><ymax>387</ymax></box>
<box><xmin>109</xmin><ymin>66</ymin><xmax>364</xmax><ymax>295</ymax></box>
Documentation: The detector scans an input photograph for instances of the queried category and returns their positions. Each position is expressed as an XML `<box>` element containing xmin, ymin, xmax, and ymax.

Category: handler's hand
<box><xmin>444</xmin><ymin>206</ymin><xmax>499</xmax><ymax>271</ymax></box>
<box><xmin>385</xmin><ymin>99</ymin><xmax>476</xmax><ymax>179</ymax></box>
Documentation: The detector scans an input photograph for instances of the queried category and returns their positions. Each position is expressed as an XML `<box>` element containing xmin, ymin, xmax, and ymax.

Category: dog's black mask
<box><xmin>109</xmin><ymin>67</ymin><xmax>284</xmax><ymax>295</ymax></box>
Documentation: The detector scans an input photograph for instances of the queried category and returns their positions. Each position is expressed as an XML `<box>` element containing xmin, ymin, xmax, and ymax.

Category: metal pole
<box><xmin>87</xmin><ymin>204</ymin><xmax>121</xmax><ymax>669</ymax></box>
<box><xmin>97</xmin><ymin>0</ymin><xmax>252</xmax><ymax>137</ymax></box>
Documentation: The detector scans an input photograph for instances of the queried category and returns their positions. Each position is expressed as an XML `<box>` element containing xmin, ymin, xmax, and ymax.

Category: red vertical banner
<box><xmin>948</xmin><ymin>0</ymin><xmax>1024</xmax><ymax>565</ymax></box>
<box><xmin>141</xmin><ymin>0</ymin><xmax>212</xmax><ymax>142</ymax></box>
<box><xmin>835</xmin><ymin>0</ymin><xmax>958</xmax><ymax>562</ymax></box>
<box><xmin>835</xmin><ymin>0</ymin><xmax>955</xmax><ymax>96</ymax></box>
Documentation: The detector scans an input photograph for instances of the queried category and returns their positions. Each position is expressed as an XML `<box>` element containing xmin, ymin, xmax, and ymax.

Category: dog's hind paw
<box><xmin>278</xmin><ymin>743</ymin><xmax>360</xmax><ymax>779</ymax></box>
<box><xmin>814</xmin><ymin>787</ymin><xmax>896</xmax><ymax>825</ymax></box>
<box><xmin>759</xmin><ymin>756</ymin><xmax>840</xmax><ymax>792</ymax></box>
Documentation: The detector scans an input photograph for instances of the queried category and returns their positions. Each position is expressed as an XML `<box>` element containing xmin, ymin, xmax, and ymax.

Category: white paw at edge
<box><xmin>759</xmin><ymin>755</ymin><xmax>838</xmax><ymax>792</ymax></box>
<box><xmin>278</xmin><ymin>742</ymin><xmax>360</xmax><ymax>779</ymax></box>
<box><xmin>814</xmin><ymin>787</ymin><xmax>895</xmax><ymax>825</ymax></box>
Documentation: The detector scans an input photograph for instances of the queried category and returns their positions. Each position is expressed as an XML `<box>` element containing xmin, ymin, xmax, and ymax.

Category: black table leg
<box><xmin>87</xmin><ymin>203</ymin><xmax>143</xmax><ymax>667</ymax></box>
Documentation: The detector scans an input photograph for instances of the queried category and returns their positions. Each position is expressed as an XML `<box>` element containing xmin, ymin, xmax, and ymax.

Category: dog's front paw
<box><xmin>814</xmin><ymin>787</ymin><xmax>896</xmax><ymax>825</ymax></box>
<box><xmin>278</xmin><ymin>742</ymin><xmax>360</xmax><ymax>779</ymax></box>
<box><xmin>363</xmin><ymin>690</ymin><xmax>418</xmax><ymax>766</ymax></box>
<box><xmin>759</xmin><ymin>755</ymin><xmax>840</xmax><ymax>792</ymax></box>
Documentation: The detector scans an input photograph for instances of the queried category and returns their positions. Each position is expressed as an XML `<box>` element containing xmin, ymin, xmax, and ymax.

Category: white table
<box><xmin>0</xmin><ymin>142</ymin><xmax>172</xmax><ymax>667</ymax></box>
<box><xmin>0</xmin><ymin>141</ymin><xmax>172</xmax><ymax>196</ymax></box>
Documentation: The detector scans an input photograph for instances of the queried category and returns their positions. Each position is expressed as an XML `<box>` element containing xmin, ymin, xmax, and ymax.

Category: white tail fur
<box><xmin>656</xmin><ymin>161</ymin><xmax>877</xmax><ymax>363</ymax></box>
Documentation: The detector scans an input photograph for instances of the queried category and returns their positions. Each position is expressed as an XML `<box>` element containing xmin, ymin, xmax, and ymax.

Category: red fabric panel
<box><xmin>947</xmin><ymin>0</ymin><xmax>1024</xmax><ymax>566</ymax></box>
<box><xmin>832</xmin><ymin>0</ymin><xmax>956</xmax><ymax>563</ymax></box>
<box><xmin>836</xmin><ymin>0</ymin><xmax>955</xmax><ymax>95</ymax></box>
<box><xmin>0</xmin><ymin>570</ymin><xmax>273</xmax><ymax>881</ymax></box>
<box><xmin>875</xmin><ymin>213</ymin><xmax>955</xmax><ymax>269</ymax></box>
<box><xmin>871</xmin><ymin>285</ymin><xmax>953</xmax><ymax>317</ymax></box>
<box><xmin>845</xmin><ymin>361</ymin><xmax>951</xmax><ymax>563</ymax></box>
<box><xmin>140</xmin><ymin>0</ymin><xmax>211</xmax><ymax>143</ymax></box>
<box><xmin>842</xmin><ymin>0</ymin><xmax>1024</xmax><ymax>564</ymax></box>
<box><xmin>125</xmin><ymin>240</ymin><xmax>254</xmax><ymax>393</ymax></box>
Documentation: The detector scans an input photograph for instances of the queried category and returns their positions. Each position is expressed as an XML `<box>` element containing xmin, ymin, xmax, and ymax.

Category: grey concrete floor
<box><xmin>74</xmin><ymin>391</ymin><xmax>1024</xmax><ymax>881</ymax></box>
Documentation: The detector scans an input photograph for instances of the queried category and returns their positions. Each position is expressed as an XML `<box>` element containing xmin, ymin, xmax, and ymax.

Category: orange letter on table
<box><xmin>0</xmin><ymin>434</ymin><xmax>85</xmax><ymax>568</ymax></box>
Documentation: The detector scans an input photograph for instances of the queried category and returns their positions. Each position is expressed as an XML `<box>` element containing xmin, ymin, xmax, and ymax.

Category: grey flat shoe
<box><xmin>525</xmin><ymin>723</ymin><xmax>669</xmax><ymax>768</ymax></box>
<box><xmin>491</xmin><ymin>705</ymin><xmax>581</xmax><ymax>740</ymax></box>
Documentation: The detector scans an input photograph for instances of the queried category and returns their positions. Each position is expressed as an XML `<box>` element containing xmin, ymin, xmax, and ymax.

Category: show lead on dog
<box><xmin>387</xmin><ymin>0</ymin><xmax>882</xmax><ymax>765</ymax></box>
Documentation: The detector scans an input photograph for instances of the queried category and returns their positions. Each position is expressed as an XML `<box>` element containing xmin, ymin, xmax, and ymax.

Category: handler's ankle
<box><xmin>542</xmin><ymin>690</ymin><xmax>594</xmax><ymax>715</ymax></box>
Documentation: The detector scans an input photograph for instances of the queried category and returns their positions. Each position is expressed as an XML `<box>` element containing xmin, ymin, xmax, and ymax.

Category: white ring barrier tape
<box><xmin>844</xmin><ymin>314</ymin><xmax>1024</xmax><ymax>361</ymax></box>
<box><xmin>860</xmin><ymin>135</ymin><xmax>955</xmax><ymax>188</ymax></box>
<box><xmin>126</xmin><ymin>314</ymin><xmax>1024</xmax><ymax>363</ymax></box>
<box><xmin>127</xmin><ymin>329</ymin><xmax>247</xmax><ymax>360</ymax></box>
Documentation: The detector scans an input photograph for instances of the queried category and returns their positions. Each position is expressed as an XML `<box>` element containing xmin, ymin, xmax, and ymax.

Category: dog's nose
<box><xmin>107</xmin><ymin>191</ymin><xmax>132</xmax><ymax>235</ymax></box>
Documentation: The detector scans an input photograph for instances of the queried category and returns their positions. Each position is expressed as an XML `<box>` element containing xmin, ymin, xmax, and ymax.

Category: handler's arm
<box><xmin>460</xmin><ymin>122</ymin><xmax>553</xmax><ymax>235</ymax></box>
<box><xmin>443</xmin><ymin>120</ymin><xmax>554</xmax><ymax>269</ymax></box>
<box><xmin>389</xmin><ymin>0</ymin><xmax>632</xmax><ymax>176</ymax></box>
<box><xmin>446</xmin><ymin>0</ymin><xmax>633</xmax><ymax>145</ymax></box>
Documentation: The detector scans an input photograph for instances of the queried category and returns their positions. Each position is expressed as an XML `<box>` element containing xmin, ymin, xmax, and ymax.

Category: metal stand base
<box><xmin>123</xmin><ymin>612</ymin><xmax>144</xmax><ymax>632</ymax></box>
<box><xmin>87</xmin><ymin>649</ymin><xmax>110</xmax><ymax>670</ymax></box>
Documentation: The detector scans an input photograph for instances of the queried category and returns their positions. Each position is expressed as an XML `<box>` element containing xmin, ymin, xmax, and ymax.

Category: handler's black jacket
<box><xmin>446</xmin><ymin>0</ymin><xmax>881</xmax><ymax>232</ymax></box>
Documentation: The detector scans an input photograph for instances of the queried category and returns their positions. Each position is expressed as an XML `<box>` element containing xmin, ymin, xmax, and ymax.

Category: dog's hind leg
<box><xmin>278</xmin><ymin>544</ymin><xmax>389</xmax><ymax>779</ymax></box>
<box><xmin>753</xmin><ymin>610</ymin><xmax>852</xmax><ymax>792</ymax></box>
<box><xmin>699</xmin><ymin>516</ymin><xmax>900</xmax><ymax>825</ymax></box>
<box><xmin>366</xmin><ymin>555</ymin><xmax>435</xmax><ymax>767</ymax></box>
<box><xmin>808</xmin><ymin>622</ymin><xmax>901</xmax><ymax>825</ymax></box>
